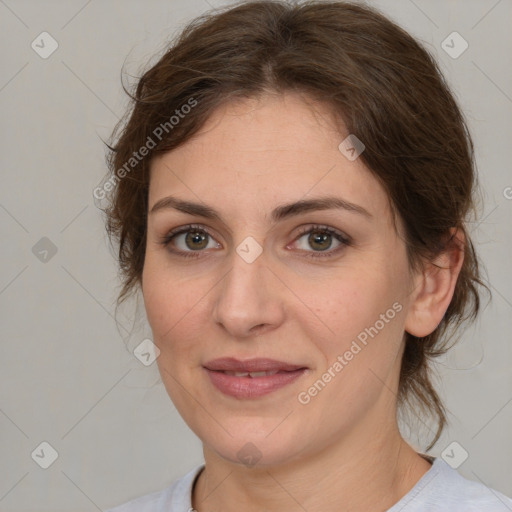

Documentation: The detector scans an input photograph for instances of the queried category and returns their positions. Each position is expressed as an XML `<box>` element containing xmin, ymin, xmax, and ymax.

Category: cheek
<box><xmin>305</xmin><ymin>270</ymin><xmax>396</xmax><ymax>337</ymax></box>
<box><xmin>142</xmin><ymin>272</ymin><xmax>174</xmax><ymax>337</ymax></box>
<box><xmin>142</xmin><ymin>267</ymin><xmax>206</xmax><ymax>406</ymax></box>
<box><xmin>142</xmin><ymin>260</ymin><xmax>204</xmax><ymax>351</ymax></box>
<box><xmin>302</xmin><ymin>263</ymin><xmax>408</xmax><ymax>377</ymax></box>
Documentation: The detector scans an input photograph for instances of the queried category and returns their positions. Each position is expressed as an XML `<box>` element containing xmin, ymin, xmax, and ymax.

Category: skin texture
<box><xmin>142</xmin><ymin>91</ymin><xmax>464</xmax><ymax>512</ymax></box>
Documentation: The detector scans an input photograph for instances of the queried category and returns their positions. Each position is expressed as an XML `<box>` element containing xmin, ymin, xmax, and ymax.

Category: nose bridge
<box><xmin>212</xmin><ymin>243</ymin><xmax>284</xmax><ymax>337</ymax></box>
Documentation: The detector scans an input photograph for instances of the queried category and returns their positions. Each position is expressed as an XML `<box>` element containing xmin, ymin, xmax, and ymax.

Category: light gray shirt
<box><xmin>106</xmin><ymin>457</ymin><xmax>512</xmax><ymax>511</ymax></box>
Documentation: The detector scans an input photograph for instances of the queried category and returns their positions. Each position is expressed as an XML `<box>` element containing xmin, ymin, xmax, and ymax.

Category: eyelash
<box><xmin>159</xmin><ymin>223</ymin><xmax>351</xmax><ymax>260</ymax></box>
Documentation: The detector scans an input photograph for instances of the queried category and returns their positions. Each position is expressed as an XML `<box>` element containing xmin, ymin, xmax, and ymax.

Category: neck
<box><xmin>192</xmin><ymin>415</ymin><xmax>432</xmax><ymax>512</ymax></box>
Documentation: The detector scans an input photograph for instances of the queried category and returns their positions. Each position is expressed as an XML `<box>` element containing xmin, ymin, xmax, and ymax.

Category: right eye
<box><xmin>160</xmin><ymin>224</ymin><xmax>222</xmax><ymax>258</ymax></box>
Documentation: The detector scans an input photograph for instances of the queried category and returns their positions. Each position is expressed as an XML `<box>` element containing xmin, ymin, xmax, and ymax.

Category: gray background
<box><xmin>0</xmin><ymin>0</ymin><xmax>511</xmax><ymax>510</ymax></box>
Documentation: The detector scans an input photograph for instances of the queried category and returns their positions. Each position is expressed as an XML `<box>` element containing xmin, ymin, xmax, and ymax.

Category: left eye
<box><xmin>292</xmin><ymin>226</ymin><xmax>349</xmax><ymax>255</ymax></box>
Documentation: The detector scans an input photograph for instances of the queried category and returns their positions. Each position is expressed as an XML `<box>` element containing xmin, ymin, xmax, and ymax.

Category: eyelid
<box><xmin>293</xmin><ymin>224</ymin><xmax>351</xmax><ymax>245</ymax></box>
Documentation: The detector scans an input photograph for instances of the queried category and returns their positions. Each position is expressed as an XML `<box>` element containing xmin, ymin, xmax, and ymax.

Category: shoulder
<box><xmin>390</xmin><ymin>457</ymin><xmax>512</xmax><ymax>512</ymax></box>
<box><xmin>105</xmin><ymin>464</ymin><xmax>204</xmax><ymax>512</ymax></box>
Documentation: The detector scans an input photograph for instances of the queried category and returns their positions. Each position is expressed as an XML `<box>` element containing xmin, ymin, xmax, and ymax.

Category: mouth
<box><xmin>220</xmin><ymin>370</ymin><xmax>283</xmax><ymax>377</ymax></box>
<box><xmin>203</xmin><ymin>357</ymin><xmax>308</xmax><ymax>399</ymax></box>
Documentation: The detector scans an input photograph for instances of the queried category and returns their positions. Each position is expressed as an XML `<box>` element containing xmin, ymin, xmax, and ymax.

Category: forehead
<box><xmin>148</xmin><ymin>92</ymin><xmax>393</xmax><ymax>225</ymax></box>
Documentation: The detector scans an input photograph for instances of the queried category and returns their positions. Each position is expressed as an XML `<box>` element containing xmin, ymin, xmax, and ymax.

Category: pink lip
<box><xmin>204</xmin><ymin>357</ymin><xmax>306</xmax><ymax>372</ymax></box>
<box><xmin>203</xmin><ymin>358</ymin><xmax>308</xmax><ymax>399</ymax></box>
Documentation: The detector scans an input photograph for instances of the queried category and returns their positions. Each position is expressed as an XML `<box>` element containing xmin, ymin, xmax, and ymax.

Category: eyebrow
<box><xmin>149</xmin><ymin>195</ymin><xmax>372</xmax><ymax>222</ymax></box>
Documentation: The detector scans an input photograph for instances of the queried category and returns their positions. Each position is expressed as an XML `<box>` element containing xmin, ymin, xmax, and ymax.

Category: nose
<box><xmin>211</xmin><ymin>245</ymin><xmax>286</xmax><ymax>339</ymax></box>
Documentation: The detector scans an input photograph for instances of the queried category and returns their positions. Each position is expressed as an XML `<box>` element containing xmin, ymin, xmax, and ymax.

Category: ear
<box><xmin>404</xmin><ymin>228</ymin><xmax>465</xmax><ymax>338</ymax></box>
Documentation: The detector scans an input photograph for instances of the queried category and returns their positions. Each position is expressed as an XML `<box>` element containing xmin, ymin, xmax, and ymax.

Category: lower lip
<box><xmin>204</xmin><ymin>368</ymin><xmax>307</xmax><ymax>399</ymax></box>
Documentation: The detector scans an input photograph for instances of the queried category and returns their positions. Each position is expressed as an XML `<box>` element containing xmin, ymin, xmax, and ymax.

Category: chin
<box><xmin>211</xmin><ymin>438</ymin><xmax>304</xmax><ymax>468</ymax></box>
<box><xmin>197</xmin><ymin>417</ymin><xmax>310</xmax><ymax>468</ymax></box>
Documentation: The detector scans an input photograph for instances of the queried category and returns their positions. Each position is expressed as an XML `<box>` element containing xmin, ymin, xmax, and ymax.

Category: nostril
<box><xmin>250</xmin><ymin>323</ymin><xmax>268</xmax><ymax>334</ymax></box>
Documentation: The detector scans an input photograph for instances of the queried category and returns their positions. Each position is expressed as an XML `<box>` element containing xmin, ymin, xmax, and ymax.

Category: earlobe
<box><xmin>405</xmin><ymin>228</ymin><xmax>465</xmax><ymax>338</ymax></box>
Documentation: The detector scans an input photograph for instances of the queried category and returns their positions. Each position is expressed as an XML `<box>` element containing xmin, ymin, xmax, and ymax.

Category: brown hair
<box><xmin>102</xmin><ymin>0</ymin><xmax>486</xmax><ymax>450</ymax></box>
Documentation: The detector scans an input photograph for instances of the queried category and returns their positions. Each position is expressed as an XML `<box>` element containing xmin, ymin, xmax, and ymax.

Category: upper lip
<box><xmin>203</xmin><ymin>357</ymin><xmax>306</xmax><ymax>372</ymax></box>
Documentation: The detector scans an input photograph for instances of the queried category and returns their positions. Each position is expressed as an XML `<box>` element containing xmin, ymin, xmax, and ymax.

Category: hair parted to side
<box><xmin>103</xmin><ymin>0</ymin><xmax>487</xmax><ymax>450</ymax></box>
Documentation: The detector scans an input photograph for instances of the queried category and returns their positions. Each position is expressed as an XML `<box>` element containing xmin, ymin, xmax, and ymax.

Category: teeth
<box><xmin>249</xmin><ymin>370</ymin><xmax>279</xmax><ymax>377</ymax></box>
<box><xmin>249</xmin><ymin>371</ymin><xmax>268</xmax><ymax>377</ymax></box>
<box><xmin>223</xmin><ymin>370</ymin><xmax>280</xmax><ymax>377</ymax></box>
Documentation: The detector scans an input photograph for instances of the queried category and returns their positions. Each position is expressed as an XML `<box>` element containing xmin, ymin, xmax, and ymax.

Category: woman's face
<box><xmin>143</xmin><ymin>92</ymin><xmax>419</xmax><ymax>466</ymax></box>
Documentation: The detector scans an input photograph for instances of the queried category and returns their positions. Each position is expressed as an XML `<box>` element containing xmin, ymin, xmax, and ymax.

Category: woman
<box><xmin>102</xmin><ymin>1</ymin><xmax>512</xmax><ymax>510</ymax></box>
